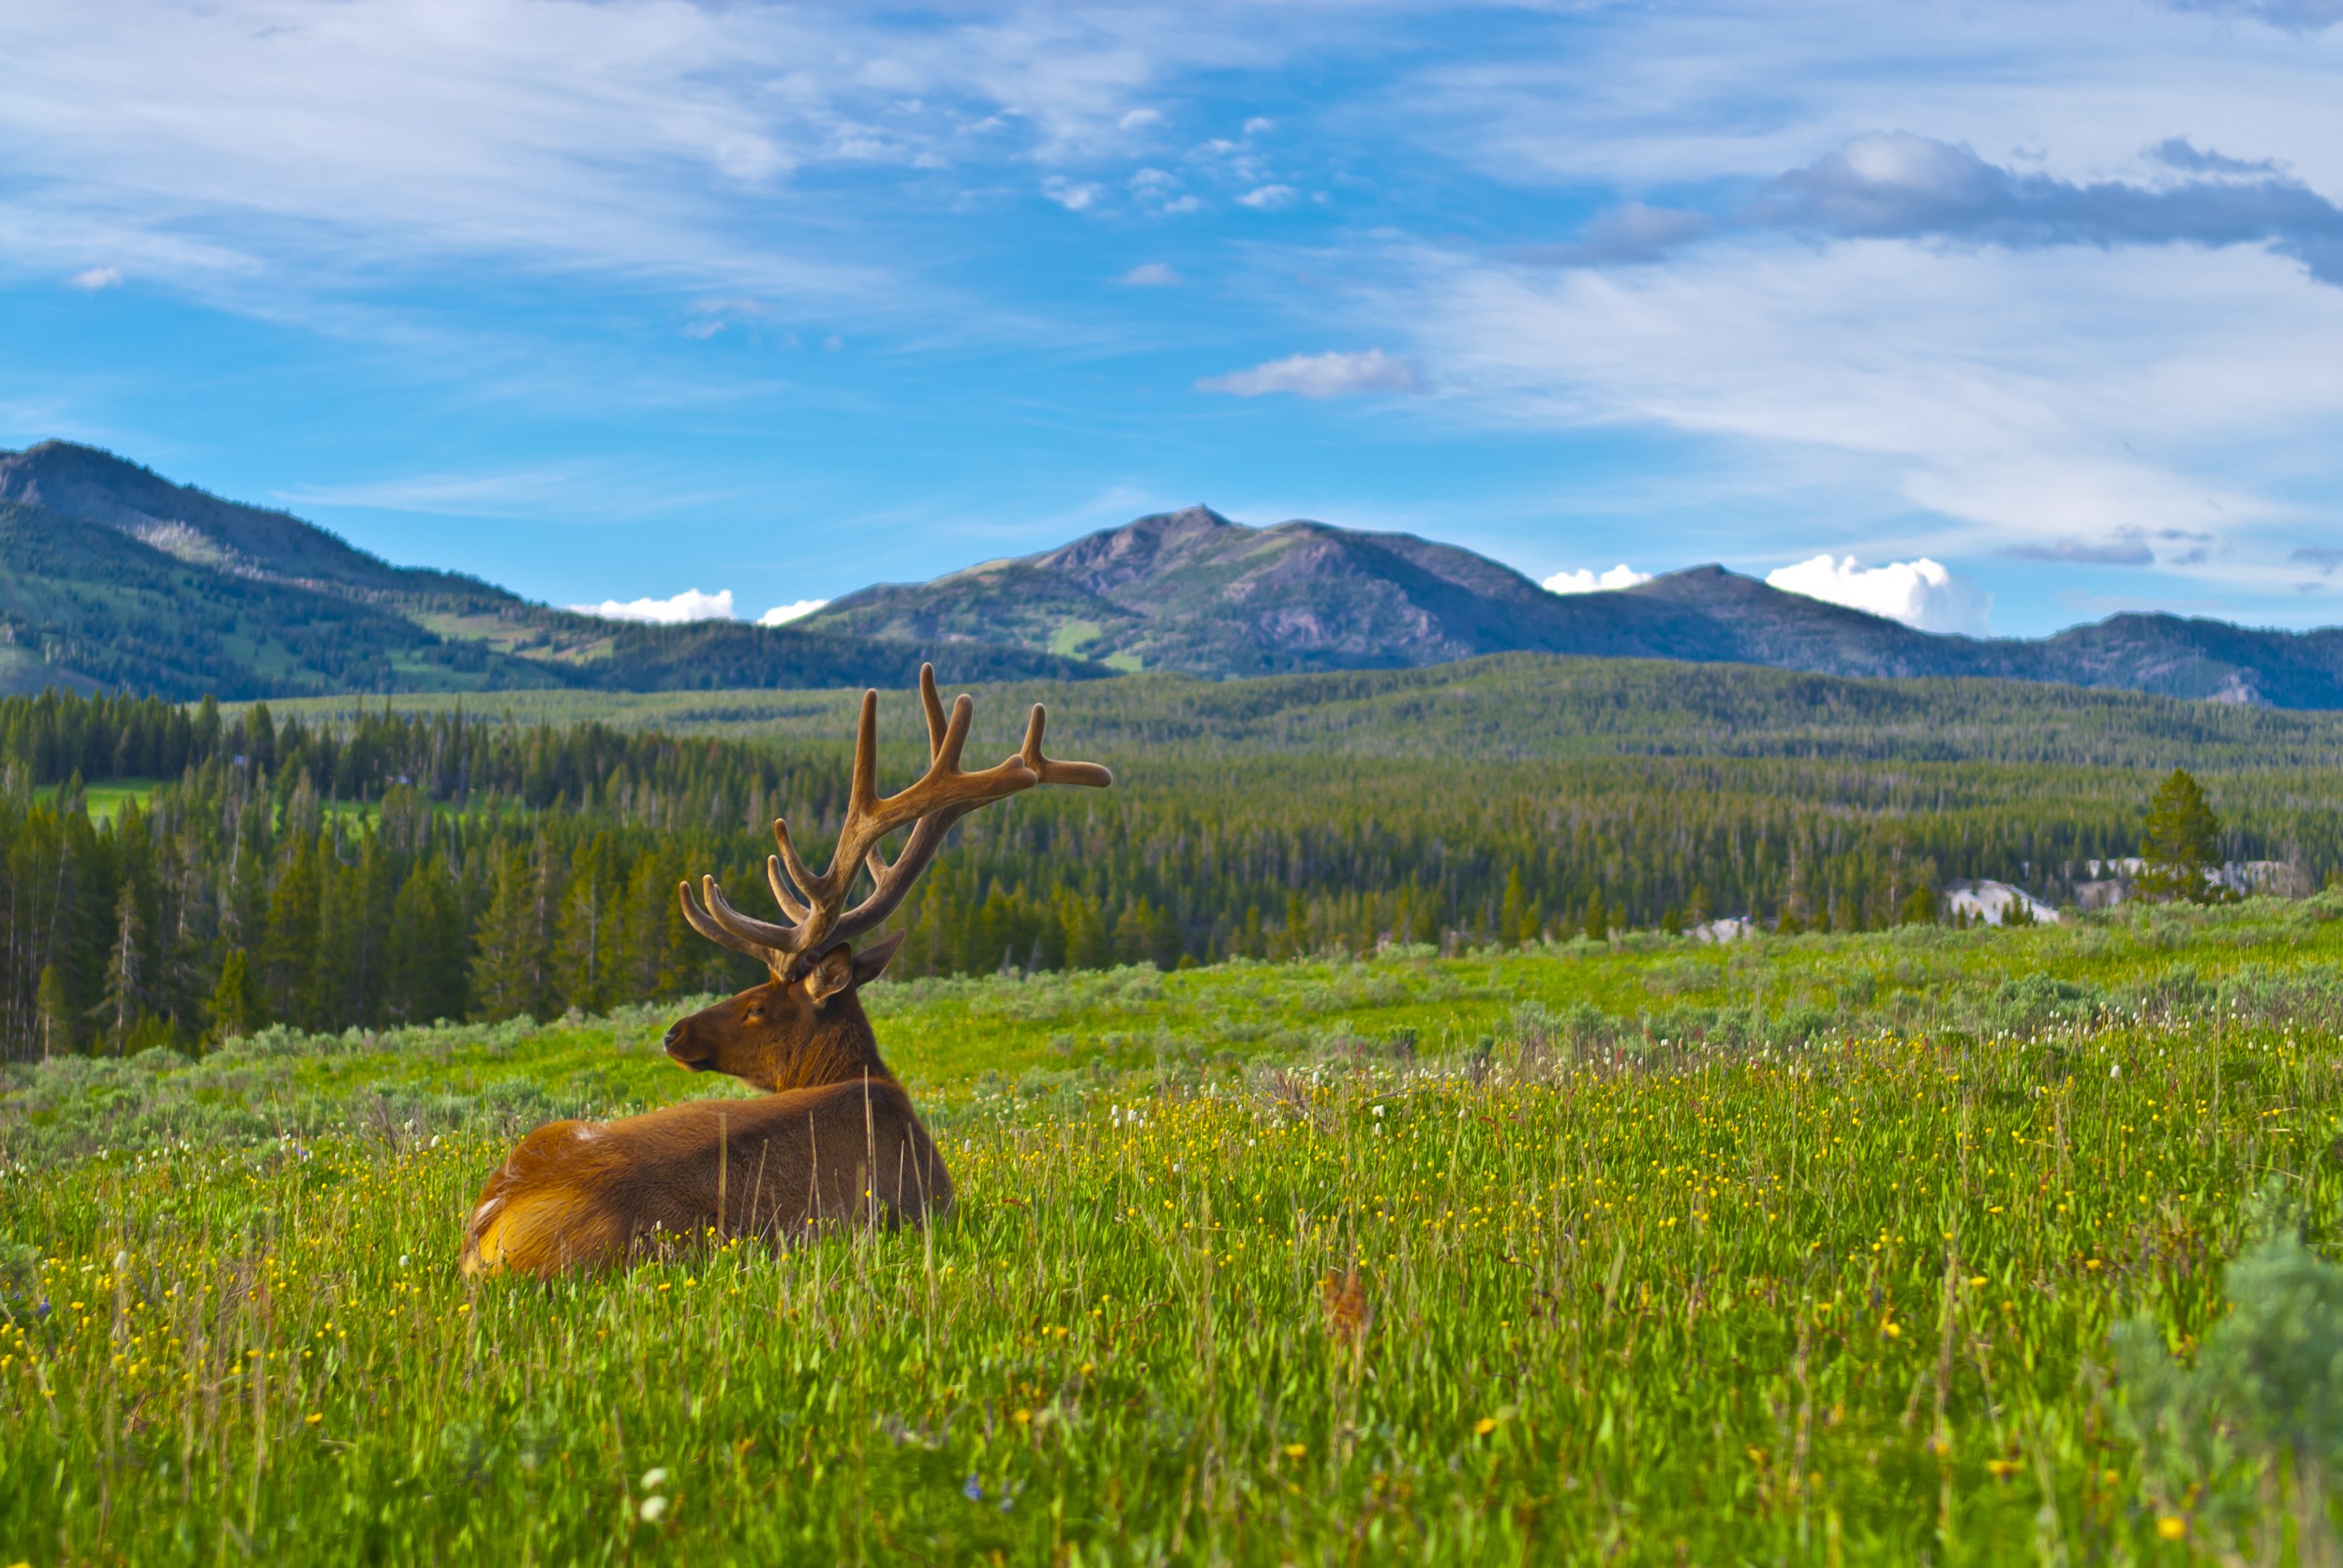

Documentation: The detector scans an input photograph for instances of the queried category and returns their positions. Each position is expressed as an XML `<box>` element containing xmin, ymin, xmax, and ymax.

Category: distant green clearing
<box><xmin>1048</xmin><ymin>619</ymin><xmax>1106</xmax><ymax>658</ymax></box>
<box><xmin>7</xmin><ymin>900</ymin><xmax>2343</xmax><ymax>1561</ymax></box>
<box><xmin>32</xmin><ymin>777</ymin><xmax>157</xmax><ymax>823</ymax></box>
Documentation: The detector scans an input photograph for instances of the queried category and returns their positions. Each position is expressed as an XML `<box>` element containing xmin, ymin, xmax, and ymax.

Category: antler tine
<box><xmin>701</xmin><ymin>874</ymin><xmax>811</xmax><ymax>958</ymax></box>
<box><xmin>1019</xmin><ymin>704</ymin><xmax>1115</xmax><ymax>788</ymax></box>
<box><xmin>678</xmin><ymin>878</ymin><xmax>791</xmax><ymax>975</ymax></box>
<box><xmin>681</xmin><ymin>671</ymin><xmax>1115</xmax><ymax>971</ymax></box>
<box><xmin>769</xmin><ymin>818</ymin><xmax>821</xmax><ymax>917</ymax></box>
<box><xmin>829</xmin><ymin>801</ymin><xmax>984</xmax><ymax>946</ymax></box>
<box><xmin>918</xmin><ymin>663</ymin><xmax>948</xmax><ymax>760</ymax></box>
<box><xmin>848</xmin><ymin>689</ymin><xmax>881</xmax><ymax>814</ymax></box>
<box><xmin>936</xmin><ymin>692</ymin><xmax>975</xmax><ymax>772</ymax></box>
<box><xmin>765</xmin><ymin>854</ymin><xmax>812</xmax><ymax>923</ymax></box>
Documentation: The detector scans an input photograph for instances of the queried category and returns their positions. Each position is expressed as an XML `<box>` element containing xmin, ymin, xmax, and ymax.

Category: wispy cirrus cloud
<box><xmin>1197</xmin><ymin>348</ymin><xmax>1423</xmax><ymax>397</ymax></box>
<box><xmin>2160</xmin><ymin>0</ymin><xmax>2343</xmax><ymax>31</ymax></box>
<box><xmin>1400</xmin><ymin>233</ymin><xmax>2343</xmax><ymax>579</ymax></box>
<box><xmin>0</xmin><ymin>0</ymin><xmax>1319</xmax><ymax>311</ymax></box>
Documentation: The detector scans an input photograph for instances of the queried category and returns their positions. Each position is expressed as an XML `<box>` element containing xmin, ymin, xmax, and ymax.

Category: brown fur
<box><xmin>459</xmin><ymin>934</ymin><xmax>951</xmax><ymax>1277</ymax></box>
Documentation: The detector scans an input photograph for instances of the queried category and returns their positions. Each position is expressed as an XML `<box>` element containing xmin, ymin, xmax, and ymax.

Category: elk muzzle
<box><xmin>664</xmin><ymin>1018</ymin><xmax>716</xmax><ymax>1072</ymax></box>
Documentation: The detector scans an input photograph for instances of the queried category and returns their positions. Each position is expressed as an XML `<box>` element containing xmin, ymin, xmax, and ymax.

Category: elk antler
<box><xmin>679</xmin><ymin>665</ymin><xmax>1113</xmax><ymax>978</ymax></box>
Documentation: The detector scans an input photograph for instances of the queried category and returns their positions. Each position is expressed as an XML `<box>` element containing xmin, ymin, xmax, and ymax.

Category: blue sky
<box><xmin>4</xmin><ymin>0</ymin><xmax>2342</xmax><ymax>637</ymax></box>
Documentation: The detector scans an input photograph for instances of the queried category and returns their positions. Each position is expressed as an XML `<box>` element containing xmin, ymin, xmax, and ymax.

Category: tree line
<box><xmin>0</xmin><ymin>690</ymin><xmax>2325</xmax><ymax>1058</ymax></box>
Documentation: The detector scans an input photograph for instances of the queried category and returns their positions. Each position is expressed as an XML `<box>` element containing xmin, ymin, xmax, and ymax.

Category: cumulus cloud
<box><xmin>1235</xmin><ymin>184</ymin><xmax>1296</xmax><ymax>210</ymax></box>
<box><xmin>1119</xmin><ymin>261</ymin><xmax>1181</xmax><ymax>286</ymax></box>
<box><xmin>1118</xmin><ymin>108</ymin><xmax>1164</xmax><ymax>130</ymax></box>
<box><xmin>1765</xmin><ymin>555</ymin><xmax>1991</xmax><ymax>634</ymax></box>
<box><xmin>1042</xmin><ymin>176</ymin><xmax>1102</xmax><ymax>211</ymax></box>
<box><xmin>1535</xmin><ymin>132</ymin><xmax>2343</xmax><ymax>286</ymax></box>
<box><xmin>67</xmin><ymin>265</ymin><xmax>122</xmax><ymax>290</ymax></box>
<box><xmin>756</xmin><ymin>599</ymin><xmax>828</xmax><ymax>625</ymax></box>
<box><xmin>1543</xmin><ymin>563</ymin><xmax>1652</xmax><ymax>593</ymax></box>
<box><xmin>1197</xmin><ymin>347</ymin><xmax>1424</xmax><ymax>397</ymax></box>
<box><xmin>568</xmin><ymin>588</ymin><xmax>735</xmax><ymax>623</ymax></box>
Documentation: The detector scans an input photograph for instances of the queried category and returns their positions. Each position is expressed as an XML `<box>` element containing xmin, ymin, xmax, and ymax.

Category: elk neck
<box><xmin>771</xmin><ymin>991</ymin><xmax>895</xmax><ymax>1094</ymax></box>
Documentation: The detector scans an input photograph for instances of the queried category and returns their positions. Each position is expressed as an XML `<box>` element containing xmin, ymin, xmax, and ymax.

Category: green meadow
<box><xmin>7</xmin><ymin>897</ymin><xmax>2343</xmax><ymax>1562</ymax></box>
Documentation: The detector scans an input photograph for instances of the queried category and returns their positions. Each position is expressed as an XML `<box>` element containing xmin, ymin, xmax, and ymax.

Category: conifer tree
<box><xmin>36</xmin><ymin>964</ymin><xmax>70</xmax><ymax>1059</ymax></box>
<box><xmin>2138</xmin><ymin>768</ymin><xmax>2224</xmax><ymax>903</ymax></box>
<box><xmin>387</xmin><ymin>855</ymin><xmax>470</xmax><ymax>1023</ymax></box>
<box><xmin>207</xmin><ymin>948</ymin><xmax>253</xmax><ymax>1044</ymax></box>
<box><xmin>95</xmin><ymin>881</ymin><xmax>144</xmax><ymax>1052</ymax></box>
<box><xmin>261</xmin><ymin>832</ymin><xmax>323</xmax><ymax>1027</ymax></box>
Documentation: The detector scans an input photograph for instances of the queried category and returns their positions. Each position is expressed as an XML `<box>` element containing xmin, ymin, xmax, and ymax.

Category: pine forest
<box><xmin>5</xmin><ymin>658</ymin><xmax>2342</xmax><ymax>1059</ymax></box>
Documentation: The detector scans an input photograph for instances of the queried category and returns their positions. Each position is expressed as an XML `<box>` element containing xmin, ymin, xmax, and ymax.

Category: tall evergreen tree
<box><xmin>386</xmin><ymin>855</ymin><xmax>470</xmax><ymax>1024</ymax></box>
<box><xmin>261</xmin><ymin>832</ymin><xmax>323</xmax><ymax>1027</ymax></box>
<box><xmin>2138</xmin><ymin>768</ymin><xmax>2224</xmax><ymax>903</ymax></box>
<box><xmin>35</xmin><ymin>963</ymin><xmax>70</xmax><ymax>1059</ymax></box>
<box><xmin>207</xmin><ymin>948</ymin><xmax>253</xmax><ymax>1044</ymax></box>
<box><xmin>95</xmin><ymin>881</ymin><xmax>144</xmax><ymax>1052</ymax></box>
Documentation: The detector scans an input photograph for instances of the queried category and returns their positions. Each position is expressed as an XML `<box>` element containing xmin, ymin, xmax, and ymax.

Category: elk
<box><xmin>459</xmin><ymin>665</ymin><xmax>1112</xmax><ymax>1277</ymax></box>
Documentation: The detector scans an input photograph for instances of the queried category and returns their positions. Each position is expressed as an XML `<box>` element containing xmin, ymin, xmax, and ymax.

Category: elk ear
<box><xmin>802</xmin><ymin>944</ymin><xmax>856</xmax><ymax>1007</ymax></box>
<box><xmin>851</xmin><ymin>931</ymin><xmax>906</xmax><ymax>987</ymax></box>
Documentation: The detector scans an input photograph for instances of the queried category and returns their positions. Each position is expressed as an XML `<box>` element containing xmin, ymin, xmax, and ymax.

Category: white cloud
<box><xmin>67</xmin><ymin>265</ymin><xmax>121</xmax><ymax>290</ymax></box>
<box><xmin>1119</xmin><ymin>261</ymin><xmax>1181</xmax><ymax>286</ymax></box>
<box><xmin>757</xmin><ymin>598</ymin><xmax>828</xmax><ymax>625</ymax></box>
<box><xmin>1242</xmin><ymin>116</ymin><xmax>1276</xmax><ymax>137</ymax></box>
<box><xmin>1543</xmin><ymin>563</ymin><xmax>1652</xmax><ymax>593</ymax></box>
<box><xmin>569</xmin><ymin>588</ymin><xmax>735</xmax><ymax>624</ymax></box>
<box><xmin>1043</xmin><ymin>176</ymin><xmax>1101</xmax><ymax>211</ymax></box>
<box><xmin>1404</xmin><ymin>0</ymin><xmax>2343</xmax><ymax>195</ymax></box>
<box><xmin>1197</xmin><ymin>347</ymin><xmax>1424</xmax><ymax>397</ymax></box>
<box><xmin>1765</xmin><ymin>554</ymin><xmax>1992</xmax><ymax>634</ymax></box>
<box><xmin>1235</xmin><ymin>183</ymin><xmax>1296</xmax><ymax>210</ymax></box>
<box><xmin>0</xmin><ymin>1</ymin><xmax>1314</xmax><ymax>308</ymax></box>
<box><xmin>1404</xmin><ymin>239</ymin><xmax>2343</xmax><ymax>586</ymax></box>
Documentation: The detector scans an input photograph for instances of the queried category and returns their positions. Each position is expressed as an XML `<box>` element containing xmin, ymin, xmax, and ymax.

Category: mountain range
<box><xmin>808</xmin><ymin>504</ymin><xmax>2343</xmax><ymax>706</ymax></box>
<box><xmin>4</xmin><ymin>441</ymin><xmax>2343</xmax><ymax>708</ymax></box>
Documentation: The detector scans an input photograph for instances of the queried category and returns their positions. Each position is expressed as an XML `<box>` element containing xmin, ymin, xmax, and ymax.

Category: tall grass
<box><xmin>7</xmin><ymin>900</ymin><xmax>2343</xmax><ymax>1561</ymax></box>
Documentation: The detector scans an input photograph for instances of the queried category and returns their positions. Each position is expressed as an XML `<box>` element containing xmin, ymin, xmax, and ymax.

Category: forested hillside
<box><xmin>0</xmin><ymin>442</ymin><xmax>1108</xmax><ymax>699</ymax></box>
<box><xmin>267</xmin><ymin>652</ymin><xmax>2343</xmax><ymax>767</ymax></box>
<box><xmin>1</xmin><ymin>670</ymin><xmax>2338</xmax><ymax>1059</ymax></box>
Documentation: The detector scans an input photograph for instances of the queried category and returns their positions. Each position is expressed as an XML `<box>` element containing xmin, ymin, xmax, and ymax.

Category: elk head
<box><xmin>664</xmin><ymin>665</ymin><xmax>1112</xmax><ymax>1092</ymax></box>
